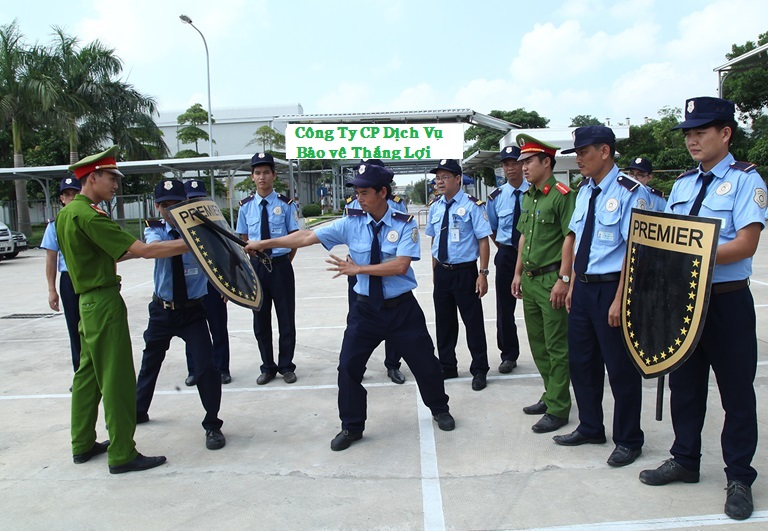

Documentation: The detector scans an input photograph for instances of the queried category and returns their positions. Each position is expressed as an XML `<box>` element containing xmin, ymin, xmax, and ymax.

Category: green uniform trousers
<box><xmin>71</xmin><ymin>285</ymin><xmax>138</xmax><ymax>466</ymax></box>
<box><xmin>521</xmin><ymin>272</ymin><xmax>571</xmax><ymax>418</ymax></box>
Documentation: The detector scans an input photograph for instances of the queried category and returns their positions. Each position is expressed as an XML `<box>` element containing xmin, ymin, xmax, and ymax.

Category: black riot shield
<box><xmin>167</xmin><ymin>198</ymin><xmax>263</xmax><ymax>310</ymax></box>
<box><xmin>621</xmin><ymin>209</ymin><xmax>720</xmax><ymax>378</ymax></box>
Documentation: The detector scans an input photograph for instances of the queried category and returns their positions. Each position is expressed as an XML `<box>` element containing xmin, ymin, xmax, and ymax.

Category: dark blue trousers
<box><xmin>60</xmin><ymin>271</ymin><xmax>81</xmax><ymax>372</ymax></box>
<box><xmin>186</xmin><ymin>282</ymin><xmax>230</xmax><ymax>377</ymax></box>
<box><xmin>568</xmin><ymin>280</ymin><xmax>643</xmax><ymax>449</ymax></box>
<box><xmin>251</xmin><ymin>257</ymin><xmax>296</xmax><ymax>375</ymax></box>
<box><xmin>339</xmin><ymin>293</ymin><xmax>449</xmax><ymax>432</ymax></box>
<box><xmin>433</xmin><ymin>265</ymin><xmax>489</xmax><ymax>376</ymax></box>
<box><xmin>136</xmin><ymin>300</ymin><xmax>223</xmax><ymax>431</ymax></box>
<box><xmin>347</xmin><ymin>275</ymin><xmax>401</xmax><ymax>370</ymax></box>
<box><xmin>669</xmin><ymin>286</ymin><xmax>757</xmax><ymax>485</ymax></box>
<box><xmin>494</xmin><ymin>245</ymin><xmax>520</xmax><ymax>363</ymax></box>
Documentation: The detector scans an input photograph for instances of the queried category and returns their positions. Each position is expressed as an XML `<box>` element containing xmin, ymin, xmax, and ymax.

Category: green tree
<box><xmin>248</xmin><ymin>125</ymin><xmax>285</xmax><ymax>152</ymax></box>
<box><xmin>176</xmin><ymin>103</ymin><xmax>211</xmax><ymax>154</ymax></box>
<box><xmin>569</xmin><ymin>114</ymin><xmax>603</xmax><ymax>127</ymax></box>
<box><xmin>722</xmin><ymin>31</ymin><xmax>768</xmax><ymax>122</ymax></box>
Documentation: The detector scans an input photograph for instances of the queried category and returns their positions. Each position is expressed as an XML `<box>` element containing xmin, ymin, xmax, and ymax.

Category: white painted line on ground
<box><xmin>417</xmin><ymin>397</ymin><xmax>446</xmax><ymax>531</ymax></box>
<box><xmin>524</xmin><ymin>510</ymin><xmax>768</xmax><ymax>530</ymax></box>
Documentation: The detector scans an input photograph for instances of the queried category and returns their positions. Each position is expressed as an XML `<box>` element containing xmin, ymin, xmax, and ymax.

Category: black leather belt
<box><xmin>357</xmin><ymin>291</ymin><xmax>414</xmax><ymax>308</ymax></box>
<box><xmin>437</xmin><ymin>261</ymin><xmax>476</xmax><ymax>271</ymax></box>
<box><xmin>498</xmin><ymin>243</ymin><xmax>517</xmax><ymax>251</ymax></box>
<box><xmin>524</xmin><ymin>262</ymin><xmax>561</xmax><ymax>278</ymax></box>
<box><xmin>577</xmin><ymin>272</ymin><xmax>621</xmax><ymax>283</ymax></box>
<box><xmin>270</xmin><ymin>254</ymin><xmax>291</xmax><ymax>264</ymax></box>
<box><xmin>712</xmin><ymin>279</ymin><xmax>749</xmax><ymax>295</ymax></box>
<box><xmin>152</xmin><ymin>294</ymin><xmax>203</xmax><ymax>310</ymax></box>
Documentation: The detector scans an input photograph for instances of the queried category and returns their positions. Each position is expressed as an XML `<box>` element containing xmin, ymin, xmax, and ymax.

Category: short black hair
<box><xmin>533</xmin><ymin>153</ymin><xmax>557</xmax><ymax>170</ymax></box>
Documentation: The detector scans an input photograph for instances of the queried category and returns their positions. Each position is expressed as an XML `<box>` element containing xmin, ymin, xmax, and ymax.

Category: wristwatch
<box><xmin>558</xmin><ymin>274</ymin><xmax>570</xmax><ymax>283</ymax></box>
<box><xmin>479</xmin><ymin>269</ymin><xmax>490</xmax><ymax>276</ymax></box>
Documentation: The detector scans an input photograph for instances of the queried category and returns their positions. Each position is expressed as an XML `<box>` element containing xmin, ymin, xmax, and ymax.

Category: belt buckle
<box><xmin>162</xmin><ymin>300</ymin><xmax>175</xmax><ymax>310</ymax></box>
<box><xmin>525</xmin><ymin>270</ymin><xmax>533</xmax><ymax>278</ymax></box>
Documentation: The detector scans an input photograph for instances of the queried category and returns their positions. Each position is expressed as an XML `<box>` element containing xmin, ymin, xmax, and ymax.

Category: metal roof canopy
<box><xmin>714</xmin><ymin>41</ymin><xmax>768</xmax><ymax>97</ymax></box>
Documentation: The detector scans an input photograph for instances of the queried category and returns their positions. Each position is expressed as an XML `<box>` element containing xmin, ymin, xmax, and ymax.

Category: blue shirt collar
<box><xmin>698</xmin><ymin>152</ymin><xmax>734</xmax><ymax>180</ymax></box>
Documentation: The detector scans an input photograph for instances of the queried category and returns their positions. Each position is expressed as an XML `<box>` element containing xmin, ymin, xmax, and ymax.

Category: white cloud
<box><xmin>315</xmin><ymin>82</ymin><xmax>372</xmax><ymax>113</ymax></box>
<box><xmin>388</xmin><ymin>83</ymin><xmax>444</xmax><ymax>112</ymax></box>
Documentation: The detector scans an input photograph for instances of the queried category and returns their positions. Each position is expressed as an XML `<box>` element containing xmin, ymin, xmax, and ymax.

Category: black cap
<box><xmin>561</xmin><ymin>126</ymin><xmax>616</xmax><ymax>154</ymax></box>
<box><xmin>346</xmin><ymin>162</ymin><xmax>395</xmax><ymax>188</ymax></box>
<box><xmin>429</xmin><ymin>159</ymin><xmax>462</xmax><ymax>176</ymax></box>
<box><xmin>362</xmin><ymin>158</ymin><xmax>385</xmax><ymax>167</ymax></box>
<box><xmin>625</xmin><ymin>157</ymin><xmax>653</xmax><ymax>174</ymax></box>
<box><xmin>154</xmin><ymin>179</ymin><xmax>186</xmax><ymax>202</ymax></box>
<box><xmin>184</xmin><ymin>179</ymin><xmax>207</xmax><ymax>198</ymax></box>
<box><xmin>671</xmin><ymin>97</ymin><xmax>735</xmax><ymax>130</ymax></box>
<box><xmin>59</xmin><ymin>176</ymin><xmax>81</xmax><ymax>193</ymax></box>
<box><xmin>250</xmin><ymin>152</ymin><xmax>275</xmax><ymax>167</ymax></box>
<box><xmin>499</xmin><ymin>146</ymin><xmax>521</xmax><ymax>161</ymax></box>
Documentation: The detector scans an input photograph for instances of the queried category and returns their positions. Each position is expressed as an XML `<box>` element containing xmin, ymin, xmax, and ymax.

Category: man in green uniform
<box><xmin>511</xmin><ymin>134</ymin><xmax>576</xmax><ymax>434</ymax></box>
<box><xmin>57</xmin><ymin>146</ymin><xmax>188</xmax><ymax>474</ymax></box>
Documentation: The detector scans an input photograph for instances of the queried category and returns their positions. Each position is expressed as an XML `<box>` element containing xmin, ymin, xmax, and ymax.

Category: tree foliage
<box><xmin>176</xmin><ymin>103</ymin><xmax>211</xmax><ymax>153</ymax></box>
<box><xmin>569</xmin><ymin>114</ymin><xmax>603</xmax><ymax>127</ymax></box>
<box><xmin>722</xmin><ymin>31</ymin><xmax>768</xmax><ymax>122</ymax></box>
<box><xmin>248</xmin><ymin>125</ymin><xmax>285</xmax><ymax>152</ymax></box>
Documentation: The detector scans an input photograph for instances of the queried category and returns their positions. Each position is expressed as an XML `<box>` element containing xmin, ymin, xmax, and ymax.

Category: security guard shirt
<box><xmin>236</xmin><ymin>191</ymin><xmax>299</xmax><ymax>257</ymax></box>
<box><xmin>425</xmin><ymin>189</ymin><xmax>492</xmax><ymax>263</ymax></box>
<box><xmin>144</xmin><ymin>220</ymin><xmax>208</xmax><ymax>300</ymax></box>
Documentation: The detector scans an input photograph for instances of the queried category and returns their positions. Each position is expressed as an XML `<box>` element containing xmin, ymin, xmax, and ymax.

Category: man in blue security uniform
<box><xmin>182</xmin><ymin>179</ymin><xmax>232</xmax><ymax>385</ymax></box>
<box><xmin>624</xmin><ymin>157</ymin><xmax>666</xmax><ymax>212</ymax></box>
<box><xmin>42</xmin><ymin>177</ymin><xmax>83</xmax><ymax>376</ymax></box>
<box><xmin>553</xmin><ymin>126</ymin><xmax>650</xmax><ymax>468</ymax></box>
<box><xmin>425</xmin><ymin>159</ymin><xmax>492</xmax><ymax>391</ymax></box>
<box><xmin>135</xmin><ymin>179</ymin><xmax>226</xmax><ymax>451</ymax></box>
<box><xmin>244</xmin><ymin>162</ymin><xmax>455</xmax><ymax>451</ymax></box>
<box><xmin>487</xmin><ymin>146</ymin><xmax>529</xmax><ymax>373</ymax></box>
<box><xmin>639</xmin><ymin>97</ymin><xmax>766</xmax><ymax>520</ymax></box>
<box><xmin>345</xmin><ymin>159</ymin><xmax>407</xmax><ymax>385</ymax></box>
<box><xmin>237</xmin><ymin>152</ymin><xmax>300</xmax><ymax>385</ymax></box>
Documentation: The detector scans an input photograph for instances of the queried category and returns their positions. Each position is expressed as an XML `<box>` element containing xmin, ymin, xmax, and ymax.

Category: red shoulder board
<box><xmin>730</xmin><ymin>161</ymin><xmax>757</xmax><ymax>172</ymax></box>
<box><xmin>90</xmin><ymin>204</ymin><xmax>108</xmax><ymax>216</ymax></box>
<box><xmin>488</xmin><ymin>188</ymin><xmax>502</xmax><ymax>201</ymax></box>
<box><xmin>555</xmin><ymin>182</ymin><xmax>571</xmax><ymax>195</ymax></box>
<box><xmin>677</xmin><ymin>168</ymin><xmax>698</xmax><ymax>180</ymax></box>
<box><xmin>277</xmin><ymin>193</ymin><xmax>294</xmax><ymax>205</ymax></box>
<box><xmin>542</xmin><ymin>184</ymin><xmax>551</xmax><ymax>195</ymax></box>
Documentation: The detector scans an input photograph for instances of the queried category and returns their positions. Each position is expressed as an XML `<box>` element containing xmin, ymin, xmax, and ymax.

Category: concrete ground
<box><xmin>1</xmin><ymin>211</ymin><xmax>767</xmax><ymax>530</ymax></box>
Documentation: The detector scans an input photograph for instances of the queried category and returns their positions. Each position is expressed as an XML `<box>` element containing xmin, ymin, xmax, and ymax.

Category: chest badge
<box><xmin>273</xmin><ymin>206</ymin><xmax>282</xmax><ymax>215</ymax></box>
<box><xmin>605</xmin><ymin>198</ymin><xmax>619</xmax><ymax>212</ymax></box>
<box><xmin>456</xmin><ymin>206</ymin><xmax>466</xmax><ymax>216</ymax></box>
<box><xmin>386</xmin><ymin>230</ymin><xmax>399</xmax><ymax>242</ymax></box>
<box><xmin>716</xmin><ymin>182</ymin><xmax>731</xmax><ymax>195</ymax></box>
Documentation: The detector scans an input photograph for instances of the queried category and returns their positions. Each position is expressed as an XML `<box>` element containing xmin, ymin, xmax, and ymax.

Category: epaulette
<box><xmin>428</xmin><ymin>198</ymin><xmax>438</xmax><ymax>206</ymax></box>
<box><xmin>555</xmin><ymin>182</ymin><xmax>572</xmax><ymax>195</ymax></box>
<box><xmin>90</xmin><ymin>204</ymin><xmax>108</xmax><ymax>216</ymax></box>
<box><xmin>345</xmin><ymin>208</ymin><xmax>365</xmax><ymax>217</ymax></box>
<box><xmin>488</xmin><ymin>188</ymin><xmax>502</xmax><ymax>200</ymax></box>
<box><xmin>277</xmin><ymin>193</ymin><xmax>293</xmax><ymax>204</ymax></box>
<box><xmin>391</xmin><ymin>195</ymin><xmax>402</xmax><ymax>203</ymax></box>
<box><xmin>46</xmin><ymin>218</ymin><xmax>54</xmax><ymax>224</ymax></box>
<box><xmin>617</xmin><ymin>175</ymin><xmax>640</xmax><ymax>192</ymax></box>
<box><xmin>578</xmin><ymin>178</ymin><xmax>591</xmax><ymax>188</ymax></box>
<box><xmin>730</xmin><ymin>161</ymin><xmax>757</xmax><ymax>173</ymax></box>
<box><xmin>345</xmin><ymin>194</ymin><xmax>357</xmax><ymax>204</ymax></box>
<box><xmin>677</xmin><ymin>168</ymin><xmax>698</xmax><ymax>180</ymax></box>
<box><xmin>467</xmin><ymin>194</ymin><xmax>484</xmax><ymax>206</ymax></box>
<box><xmin>144</xmin><ymin>219</ymin><xmax>165</xmax><ymax>228</ymax></box>
<box><xmin>649</xmin><ymin>186</ymin><xmax>664</xmax><ymax>198</ymax></box>
<box><xmin>239</xmin><ymin>194</ymin><xmax>255</xmax><ymax>207</ymax></box>
<box><xmin>392</xmin><ymin>211</ymin><xmax>414</xmax><ymax>223</ymax></box>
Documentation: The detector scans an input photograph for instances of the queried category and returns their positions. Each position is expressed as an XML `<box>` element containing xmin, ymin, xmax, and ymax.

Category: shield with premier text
<box><xmin>168</xmin><ymin>198</ymin><xmax>263</xmax><ymax>310</ymax></box>
<box><xmin>621</xmin><ymin>209</ymin><xmax>720</xmax><ymax>378</ymax></box>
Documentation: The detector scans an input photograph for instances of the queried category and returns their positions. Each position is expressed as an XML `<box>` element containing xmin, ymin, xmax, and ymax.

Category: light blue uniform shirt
<box><xmin>569</xmin><ymin>165</ymin><xmax>651</xmax><ymax>274</ymax></box>
<box><xmin>40</xmin><ymin>221</ymin><xmax>68</xmax><ymax>272</ymax></box>
<box><xmin>486</xmin><ymin>180</ymin><xmax>530</xmax><ymax>246</ymax></box>
<box><xmin>315</xmin><ymin>207</ymin><xmax>421</xmax><ymax>299</ymax></box>
<box><xmin>145</xmin><ymin>221</ymin><xmax>208</xmax><ymax>300</ymax></box>
<box><xmin>647</xmin><ymin>187</ymin><xmax>667</xmax><ymax>212</ymax></box>
<box><xmin>666</xmin><ymin>153</ymin><xmax>766</xmax><ymax>282</ymax></box>
<box><xmin>236</xmin><ymin>191</ymin><xmax>299</xmax><ymax>257</ymax></box>
<box><xmin>425</xmin><ymin>189</ymin><xmax>492</xmax><ymax>263</ymax></box>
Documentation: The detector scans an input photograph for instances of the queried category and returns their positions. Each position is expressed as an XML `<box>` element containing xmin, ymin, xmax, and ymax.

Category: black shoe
<box><xmin>499</xmin><ymin>360</ymin><xmax>517</xmax><ymax>373</ymax></box>
<box><xmin>330</xmin><ymin>430</ymin><xmax>363</xmax><ymax>451</ymax></box>
<box><xmin>387</xmin><ymin>368</ymin><xmax>406</xmax><ymax>384</ymax></box>
<box><xmin>136</xmin><ymin>412</ymin><xmax>150</xmax><ymax>424</ymax></box>
<box><xmin>185</xmin><ymin>375</ymin><xmax>197</xmax><ymax>387</ymax></box>
<box><xmin>553</xmin><ymin>430</ymin><xmax>606</xmax><ymax>446</ymax></box>
<box><xmin>73</xmin><ymin>440</ymin><xmax>110</xmax><ymax>464</ymax></box>
<box><xmin>109</xmin><ymin>453</ymin><xmax>167</xmax><ymax>474</ymax></box>
<box><xmin>532</xmin><ymin>414</ymin><xmax>568</xmax><ymax>433</ymax></box>
<box><xmin>257</xmin><ymin>372</ymin><xmax>276</xmax><ymax>385</ymax></box>
<box><xmin>471</xmin><ymin>373</ymin><xmax>487</xmax><ymax>391</ymax></box>
<box><xmin>523</xmin><ymin>400</ymin><xmax>547</xmax><ymax>415</ymax></box>
<box><xmin>282</xmin><ymin>371</ymin><xmax>297</xmax><ymax>384</ymax></box>
<box><xmin>205</xmin><ymin>429</ymin><xmax>226</xmax><ymax>450</ymax></box>
<box><xmin>433</xmin><ymin>412</ymin><xmax>455</xmax><ymax>431</ymax></box>
<box><xmin>221</xmin><ymin>373</ymin><xmax>232</xmax><ymax>385</ymax></box>
<box><xmin>725</xmin><ymin>480</ymin><xmax>753</xmax><ymax>520</ymax></box>
<box><xmin>607</xmin><ymin>445</ymin><xmax>642</xmax><ymax>467</ymax></box>
<box><xmin>442</xmin><ymin>368</ymin><xmax>458</xmax><ymax>380</ymax></box>
<box><xmin>639</xmin><ymin>459</ymin><xmax>700</xmax><ymax>485</ymax></box>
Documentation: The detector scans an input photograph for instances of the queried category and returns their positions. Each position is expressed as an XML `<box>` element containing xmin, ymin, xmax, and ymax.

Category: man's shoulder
<box><xmin>392</xmin><ymin>211</ymin><xmax>414</xmax><ymax>224</ymax></box>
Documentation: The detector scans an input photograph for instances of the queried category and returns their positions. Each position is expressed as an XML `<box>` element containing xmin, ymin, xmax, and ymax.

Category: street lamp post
<box><xmin>180</xmin><ymin>14</ymin><xmax>215</xmax><ymax>198</ymax></box>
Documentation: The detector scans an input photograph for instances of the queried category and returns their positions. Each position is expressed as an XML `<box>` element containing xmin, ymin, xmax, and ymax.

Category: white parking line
<box><xmin>417</xmin><ymin>398</ymin><xmax>445</xmax><ymax>531</ymax></box>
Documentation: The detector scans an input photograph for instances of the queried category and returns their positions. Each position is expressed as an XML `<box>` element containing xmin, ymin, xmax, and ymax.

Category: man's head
<box><xmin>624</xmin><ymin>157</ymin><xmax>653</xmax><ymax>186</ymax></box>
<box><xmin>68</xmin><ymin>146</ymin><xmax>124</xmax><ymax>203</ymax></box>
<box><xmin>672</xmin><ymin>97</ymin><xmax>736</xmax><ymax>168</ymax></box>
<box><xmin>250</xmin><ymin>152</ymin><xmax>277</xmax><ymax>196</ymax></box>
<box><xmin>562</xmin><ymin>126</ymin><xmax>616</xmax><ymax>180</ymax></box>
<box><xmin>499</xmin><ymin>146</ymin><xmax>523</xmax><ymax>187</ymax></box>
<box><xmin>154</xmin><ymin>179</ymin><xmax>186</xmax><ymax>225</ymax></box>
<box><xmin>516</xmin><ymin>134</ymin><xmax>558</xmax><ymax>188</ymax></box>
<box><xmin>346</xmin><ymin>162</ymin><xmax>394</xmax><ymax>214</ymax></box>
<box><xmin>429</xmin><ymin>159</ymin><xmax>462</xmax><ymax>199</ymax></box>
<box><xmin>59</xmin><ymin>176</ymin><xmax>81</xmax><ymax>206</ymax></box>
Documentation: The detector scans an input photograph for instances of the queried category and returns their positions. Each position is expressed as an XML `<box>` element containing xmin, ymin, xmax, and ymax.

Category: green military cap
<box><xmin>516</xmin><ymin>134</ymin><xmax>559</xmax><ymax>161</ymax></box>
<box><xmin>69</xmin><ymin>146</ymin><xmax>124</xmax><ymax>179</ymax></box>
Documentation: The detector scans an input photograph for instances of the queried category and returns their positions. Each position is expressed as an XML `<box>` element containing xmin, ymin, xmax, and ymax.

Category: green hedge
<box><xmin>302</xmin><ymin>203</ymin><xmax>322</xmax><ymax>217</ymax></box>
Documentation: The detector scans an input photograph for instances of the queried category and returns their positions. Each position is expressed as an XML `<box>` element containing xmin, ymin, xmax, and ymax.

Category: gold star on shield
<box><xmin>629</xmin><ymin>276</ymin><xmax>633</xmax><ymax>283</ymax></box>
<box><xmin>224</xmin><ymin>281</ymin><xmax>230</xmax><ymax>287</ymax></box>
<box><xmin>212</xmin><ymin>267</ymin><xmax>218</xmax><ymax>273</ymax></box>
<box><xmin>631</xmin><ymin>256</ymin><xmax>635</xmax><ymax>264</ymax></box>
<box><xmin>653</xmin><ymin>355</ymin><xmax>658</xmax><ymax>363</ymax></box>
<box><xmin>217</xmin><ymin>274</ymin><xmax>223</xmax><ymax>280</ymax></box>
<box><xmin>634</xmin><ymin>341</ymin><xmax>639</xmax><ymax>348</ymax></box>
<box><xmin>668</xmin><ymin>346</ymin><xmax>674</xmax><ymax>353</ymax></box>
<box><xmin>626</xmin><ymin>310</ymin><xmax>631</xmax><ymax>317</ymax></box>
<box><xmin>627</xmin><ymin>298</ymin><xmax>632</xmax><ymax>306</ymax></box>
<box><xmin>675</xmin><ymin>338</ymin><xmax>682</xmax><ymax>346</ymax></box>
<box><xmin>661</xmin><ymin>352</ymin><xmax>667</xmax><ymax>359</ymax></box>
<box><xmin>199</xmin><ymin>245</ymin><xmax>205</xmax><ymax>250</ymax></box>
<box><xmin>688</xmin><ymin>292</ymin><xmax>696</xmax><ymax>300</ymax></box>
<box><xmin>639</xmin><ymin>349</ymin><xmax>645</xmax><ymax>357</ymax></box>
<box><xmin>628</xmin><ymin>287</ymin><xmax>633</xmax><ymax>294</ymax></box>
<box><xmin>190</xmin><ymin>230</ymin><xmax>197</xmax><ymax>236</ymax></box>
<box><xmin>632</xmin><ymin>246</ymin><xmax>636</xmax><ymax>254</ymax></box>
<box><xmin>686</xmin><ymin>304</ymin><xmax>693</xmax><ymax>312</ymax></box>
<box><xmin>690</xmin><ymin>281</ymin><xmax>697</xmax><ymax>289</ymax></box>
<box><xmin>203</xmin><ymin>251</ymin><xmax>208</xmax><ymax>257</ymax></box>
<box><xmin>691</xmin><ymin>270</ymin><xmax>699</xmax><ymax>278</ymax></box>
<box><xmin>681</xmin><ymin>327</ymin><xmax>688</xmax><ymax>335</ymax></box>
<box><xmin>692</xmin><ymin>259</ymin><xmax>700</xmax><ymax>267</ymax></box>
<box><xmin>630</xmin><ymin>331</ymin><xmax>635</xmax><ymax>339</ymax></box>
<box><xmin>684</xmin><ymin>316</ymin><xmax>691</xmax><ymax>324</ymax></box>
<box><xmin>645</xmin><ymin>358</ymin><xmax>651</xmax><ymax>365</ymax></box>
<box><xmin>195</xmin><ymin>237</ymin><xmax>201</xmax><ymax>243</ymax></box>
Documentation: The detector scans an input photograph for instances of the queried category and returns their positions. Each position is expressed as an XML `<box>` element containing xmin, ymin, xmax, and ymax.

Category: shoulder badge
<box><xmin>239</xmin><ymin>194</ymin><xmax>255</xmax><ymax>207</ymax></box>
<box><xmin>277</xmin><ymin>193</ymin><xmax>293</xmax><ymax>204</ymax></box>
<box><xmin>345</xmin><ymin>208</ymin><xmax>365</xmax><ymax>217</ymax></box>
<box><xmin>467</xmin><ymin>195</ymin><xmax>485</xmax><ymax>206</ymax></box>
<box><xmin>617</xmin><ymin>175</ymin><xmax>640</xmax><ymax>192</ymax></box>
<box><xmin>555</xmin><ymin>182</ymin><xmax>571</xmax><ymax>195</ymax></box>
<box><xmin>90</xmin><ymin>204</ymin><xmax>108</xmax><ymax>216</ymax></box>
<box><xmin>677</xmin><ymin>168</ymin><xmax>698</xmax><ymax>180</ymax></box>
<box><xmin>730</xmin><ymin>161</ymin><xmax>757</xmax><ymax>173</ymax></box>
<box><xmin>488</xmin><ymin>188</ymin><xmax>502</xmax><ymax>201</ymax></box>
<box><xmin>392</xmin><ymin>195</ymin><xmax>402</xmax><ymax>203</ymax></box>
<box><xmin>542</xmin><ymin>184</ymin><xmax>551</xmax><ymax>195</ymax></box>
<box><xmin>649</xmin><ymin>186</ymin><xmax>664</xmax><ymax>198</ymax></box>
<box><xmin>143</xmin><ymin>219</ymin><xmax>165</xmax><ymax>228</ymax></box>
<box><xmin>392</xmin><ymin>211</ymin><xmax>414</xmax><ymax>223</ymax></box>
<box><xmin>345</xmin><ymin>194</ymin><xmax>357</xmax><ymax>204</ymax></box>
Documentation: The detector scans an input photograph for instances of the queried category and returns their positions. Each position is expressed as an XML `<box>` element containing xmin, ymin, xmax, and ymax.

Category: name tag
<box><xmin>185</xmin><ymin>267</ymin><xmax>199</xmax><ymax>276</ymax></box>
<box><xmin>450</xmin><ymin>228</ymin><xmax>460</xmax><ymax>242</ymax></box>
<box><xmin>597</xmin><ymin>230</ymin><xmax>615</xmax><ymax>243</ymax></box>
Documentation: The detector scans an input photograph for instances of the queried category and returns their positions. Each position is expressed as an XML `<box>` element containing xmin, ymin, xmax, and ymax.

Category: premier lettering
<box><xmin>632</xmin><ymin>219</ymin><xmax>704</xmax><ymax>248</ymax></box>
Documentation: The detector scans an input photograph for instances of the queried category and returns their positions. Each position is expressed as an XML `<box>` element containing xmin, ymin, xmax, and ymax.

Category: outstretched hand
<box><xmin>326</xmin><ymin>254</ymin><xmax>359</xmax><ymax>278</ymax></box>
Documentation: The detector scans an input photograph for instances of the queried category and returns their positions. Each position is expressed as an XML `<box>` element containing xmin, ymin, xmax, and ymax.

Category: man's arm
<box><xmin>476</xmin><ymin>236</ymin><xmax>490</xmax><ymax>297</ymax></box>
<box><xmin>45</xmin><ymin>250</ymin><xmax>60</xmax><ymax>312</ymax></box>
<box><xmin>550</xmin><ymin>233</ymin><xmax>575</xmax><ymax>309</ymax></box>
<box><xmin>326</xmin><ymin>254</ymin><xmax>412</xmax><ymax>278</ymax></box>
<box><xmin>127</xmin><ymin>239</ymin><xmax>189</xmax><ymax>259</ymax></box>
<box><xmin>511</xmin><ymin>234</ymin><xmax>525</xmax><ymax>299</ymax></box>
<box><xmin>245</xmin><ymin>229</ymin><xmax>320</xmax><ymax>253</ymax></box>
<box><xmin>715</xmin><ymin>223</ymin><xmax>762</xmax><ymax>265</ymax></box>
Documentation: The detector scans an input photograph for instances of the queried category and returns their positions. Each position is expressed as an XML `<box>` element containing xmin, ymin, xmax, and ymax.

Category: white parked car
<box><xmin>0</xmin><ymin>221</ymin><xmax>14</xmax><ymax>259</ymax></box>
